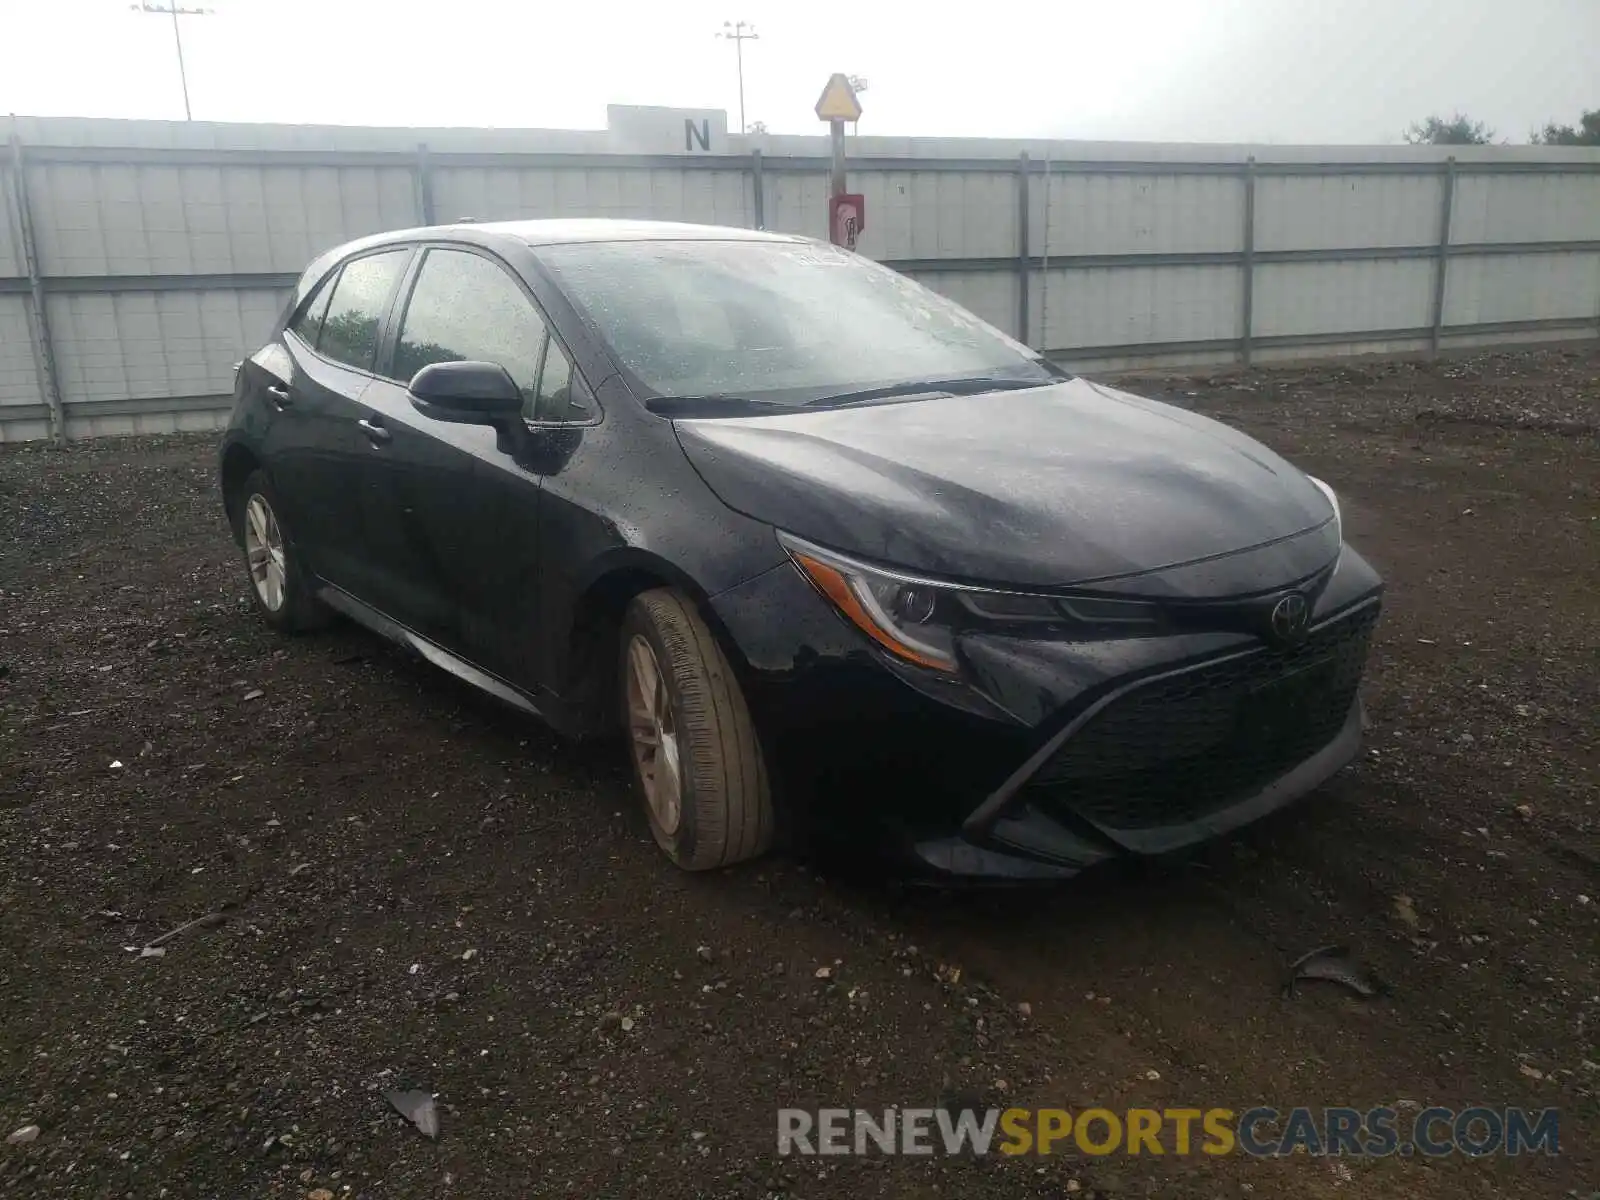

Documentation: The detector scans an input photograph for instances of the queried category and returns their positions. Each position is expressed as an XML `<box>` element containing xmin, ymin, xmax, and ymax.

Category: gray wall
<box><xmin>4</xmin><ymin>113</ymin><xmax>1599</xmax><ymax>443</ymax></box>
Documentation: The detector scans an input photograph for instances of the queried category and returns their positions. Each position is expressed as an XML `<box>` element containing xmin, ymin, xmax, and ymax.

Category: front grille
<box><xmin>1025</xmin><ymin>603</ymin><xmax>1379</xmax><ymax>829</ymax></box>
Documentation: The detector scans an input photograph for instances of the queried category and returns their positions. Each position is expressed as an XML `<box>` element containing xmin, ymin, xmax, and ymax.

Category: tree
<box><xmin>1403</xmin><ymin>113</ymin><xmax>1494</xmax><ymax>145</ymax></box>
<box><xmin>747</xmin><ymin>120</ymin><xmax>768</xmax><ymax>135</ymax></box>
<box><xmin>1532</xmin><ymin>109</ymin><xmax>1600</xmax><ymax>145</ymax></box>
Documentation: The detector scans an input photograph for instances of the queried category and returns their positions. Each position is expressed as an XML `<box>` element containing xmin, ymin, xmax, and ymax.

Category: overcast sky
<box><xmin>1</xmin><ymin>0</ymin><xmax>1594</xmax><ymax>144</ymax></box>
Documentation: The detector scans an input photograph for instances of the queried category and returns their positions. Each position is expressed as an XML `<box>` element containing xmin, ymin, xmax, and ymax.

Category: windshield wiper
<box><xmin>803</xmin><ymin>375</ymin><xmax>1055</xmax><ymax>409</ymax></box>
<box><xmin>648</xmin><ymin>371</ymin><xmax>1062</xmax><ymax>417</ymax></box>
<box><xmin>645</xmin><ymin>395</ymin><xmax>804</xmax><ymax>418</ymax></box>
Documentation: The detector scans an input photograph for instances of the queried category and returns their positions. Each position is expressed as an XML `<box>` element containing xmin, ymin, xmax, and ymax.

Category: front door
<box><xmin>353</xmin><ymin>377</ymin><xmax>499</xmax><ymax>650</ymax></box>
<box><xmin>359</xmin><ymin>246</ymin><xmax>550</xmax><ymax>661</ymax></box>
<box><xmin>467</xmin><ymin>335</ymin><xmax>598</xmax><ymax>693</ymax></box>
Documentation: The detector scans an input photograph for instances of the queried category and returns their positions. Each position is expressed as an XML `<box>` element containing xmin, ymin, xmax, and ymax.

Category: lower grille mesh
<box><xmin>1026</xmin><ymin>604</ymin><xmax>1379</xmax><ymax>829</ymax></box>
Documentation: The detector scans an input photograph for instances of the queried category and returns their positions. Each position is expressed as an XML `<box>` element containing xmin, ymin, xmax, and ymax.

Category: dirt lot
<box><xmin>1</xmin><ymin>346</ymin><xmax>1596</xmax><ymax>1199</ymax></box>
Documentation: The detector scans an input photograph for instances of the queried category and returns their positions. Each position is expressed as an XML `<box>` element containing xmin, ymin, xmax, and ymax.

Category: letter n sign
<box><xmin>685</xmin><ymin>119</ymin><xmax>711</xmax><ymax>152</ymax></box>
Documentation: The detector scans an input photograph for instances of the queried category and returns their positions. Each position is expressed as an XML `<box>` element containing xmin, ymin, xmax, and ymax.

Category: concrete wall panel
<box><xmin>27</xmin><ymin>163</ymin><xmax>417</xmax><ymax>276</ymax></box>
<box><xmin>1254</xmin><ymin>259</ymin><xmax>1436</xmax><ymax>337</ymax></box>
<box><xmin>432</xmin><ymin>167</ymin><xmax>753</xmax><ymax>227</ymax></box>
<box><xmin>856</xmin><ymin>170</ymin><xmax>1018</xmax><ymax>260</ymax></box>
<box><xmin>763</xmin><ymin>171</ymin><xmax>830</xmax><ymax>242</ymax></box>
<box><xmin>0</xmin><ymin>415</ymin><xmax>50</xmax><ymax>443</ymax></box>
<box><xmin>1452</xmin><ymin>174</ymin><xmax>1600</xmax><ymax>245</ymax></box>
<box><xmin>0</xmin><ymin>164</ymin><xmax>21</xmax><ymax>277</ymax></box>
<box><xmin>904</xmin><ymin>269</ymin><xmax>1019</xmax><ymax>336</ymax></box>
<box><xmin>1030</xmin><ymin>265</ymin><xmax>1242</xmax><ymax>350</ymax></box>
<box><xmin>1443</xmin><ymin>252</ymin><xmax>1600</xmax><ymax>325</ymax></box>
<box><xmin>0</xmin><ymin>296</ymin><xmax>40</xmax><ymax>406</ymax></box>
<box><xmin>1256</xmin><ymin>173</ymin><xmax>1443</xmax><ymax>251</ymax></box>
<box><xmin>1031</xmin><ymin>173</ymin><xmax>1244</xmax><ymax>256</ymax></box>
<box><xmin>46</xmin><ymin>288</ymin><xmax>287</xmax><ymax>405</ymax></box>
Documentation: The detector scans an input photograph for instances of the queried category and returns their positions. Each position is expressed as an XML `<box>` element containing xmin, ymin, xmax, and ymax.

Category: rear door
<box><xmin>264</xmin><ymin>248</ymin><xmax>413</xmax><ymax>596</ymax></box>
<box><xmin>356</xmin><ymin>246</ymin><xmax>548</xmax><ymax>654</ymax></box>
<box><xmin>243</xmin><ymin>271</ymin><xmax>339</xmax><ymax>571</ymax></box>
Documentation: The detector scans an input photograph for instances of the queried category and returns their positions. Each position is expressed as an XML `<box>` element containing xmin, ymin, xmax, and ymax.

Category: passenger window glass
<box><xmin>393</xmin><ymin>249</ymin><xmax>545</xmax><ymax>407</ymax></box>
<box><xmin>317</xmin><ymin>250</ymin><xmax>409</xmax><ymax>371</ymax></box>
<box><xmin>288</xmin><ymin>275</ymin><xmax>334</xmax><ymax>346</ymax></box>
<box><xmin>533</xmin><ymin>339</ymin><xmax>594</xmax><ymax>422</ymax></box>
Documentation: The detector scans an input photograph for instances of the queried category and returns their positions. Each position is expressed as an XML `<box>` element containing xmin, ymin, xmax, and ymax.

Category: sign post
<box><xmin>814</xmin><ymin>73</ymin><xmax>865</xmax><ymax>250</ymax></box>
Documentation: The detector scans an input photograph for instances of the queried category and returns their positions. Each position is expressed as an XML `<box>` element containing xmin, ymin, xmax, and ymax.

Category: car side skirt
<box><xmin>315</xmin><ymin>584</ymin><xmax>546</xmax><ymax>720</ymax></box>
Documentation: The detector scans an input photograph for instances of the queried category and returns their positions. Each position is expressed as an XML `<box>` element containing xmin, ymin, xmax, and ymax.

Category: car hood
<box><xmin>673</xmin><ymin>378</ymin><xmax>1336</xmax><ymax>590</ymax></box>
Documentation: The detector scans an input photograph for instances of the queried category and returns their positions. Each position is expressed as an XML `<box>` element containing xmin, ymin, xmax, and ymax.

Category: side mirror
<box><xmin>408</xmin><ymin>360</ymin><xmax>522</xmax><ymax>424</ymax></box>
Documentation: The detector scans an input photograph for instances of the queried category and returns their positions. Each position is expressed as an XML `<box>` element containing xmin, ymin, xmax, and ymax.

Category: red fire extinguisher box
<box><xmin>829</xmin><ymin>193</ymin><xmax>866</xmax><ymax>251</ymax></box>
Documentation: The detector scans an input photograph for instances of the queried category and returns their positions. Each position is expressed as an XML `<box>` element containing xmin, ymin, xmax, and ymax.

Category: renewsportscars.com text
<box><xmin>777</xmin><ymin>1106</ymin><xmax>1560</xmax><ymax>1158</ymax></box>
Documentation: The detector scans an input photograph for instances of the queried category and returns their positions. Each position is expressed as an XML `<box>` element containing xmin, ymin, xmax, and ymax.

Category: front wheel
<box><xmin>620</xmin><ymin>588</ymin><xmax>773</xmax><ymax>870</ymax></box>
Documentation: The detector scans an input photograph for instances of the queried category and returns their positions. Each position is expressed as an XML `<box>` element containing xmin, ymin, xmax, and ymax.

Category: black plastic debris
<box><xmin>1282</xmin><ymin>945</ymin><xmax>1384</xmax><ymax>998</ymax></box>
<box><xmin>383</xmin><ymin>1088</ymin><xmax>440</xmax><ymax>1139</ymax></box>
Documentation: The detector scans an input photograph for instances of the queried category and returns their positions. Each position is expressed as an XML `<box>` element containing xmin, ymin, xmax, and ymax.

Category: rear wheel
<box><xmin>233</xmin><ymin>469</ymin><xmax>328</xmax><ymax>633</ymax></box>
<box><xmin>620</xmin><ymin>588</ymin><xmax>773</xmax><ymax>870</ymax></box>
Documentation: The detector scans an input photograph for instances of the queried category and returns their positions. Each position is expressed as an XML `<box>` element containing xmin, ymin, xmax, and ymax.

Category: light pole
<box><xmin>716</xmin><ymin>20</ymin><xmax>759</xmax><ymax>135</ymax></box>
<box><xmin>132</xmin><ymin>2</ymin><xmax>213</xmax><ymax>120</ymax></box>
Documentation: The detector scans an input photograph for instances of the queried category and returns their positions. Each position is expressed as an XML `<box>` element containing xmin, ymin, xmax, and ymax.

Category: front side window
<box><xmin>532</xmin><ymin>339</ymin><xmax>593</xmax><ymax>423</ymax></box>
<box><xmin>317</xmin><ymin>250</ymin><xmax>410</xmax><ymax>371</ymax></box>
<box><xmin>393</xmin><ymin>248</ymin><xmax>547</xmax><ymax>411</ymax></box>
<box><xmin>535</xmin><ymin>239</ymin><xmax>1052</xmax><ymax>406</ymax></box>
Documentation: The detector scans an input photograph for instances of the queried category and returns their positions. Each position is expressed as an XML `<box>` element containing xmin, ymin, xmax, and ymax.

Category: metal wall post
<box><xmin>1429</xmin><ymin>156</ymin><xmax>1457</xmax><ymax>356</ymax></box>
<box><xmin>7</xmin><ymin>132</ymin><xmax>65</xmax><ymax>446</ymax></box>
<box><xmin>1016</xmin><ymin>152</ymin><xmax>1031</xmax><ymax>344</ymax></box>
<box><xmin>750</xmin><ymin>148</ymin><xmax>765</xmax><ymax>229</ymax></box>
<box><xmin>414</xmin><ymin>142</ymin><xmax>436</xmax><ymax>225</ymax></box>
<box><xmin>1240</xmin><ymin>156</ymin><xmax>1256</xmax><ymax>368</ymax></box>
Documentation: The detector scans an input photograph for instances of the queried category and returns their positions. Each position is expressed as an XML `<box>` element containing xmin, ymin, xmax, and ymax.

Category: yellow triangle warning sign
<box><xmin>814</xmin><ymin>74</ymin><xmax>863</xmax><ymax>123</ymax></box>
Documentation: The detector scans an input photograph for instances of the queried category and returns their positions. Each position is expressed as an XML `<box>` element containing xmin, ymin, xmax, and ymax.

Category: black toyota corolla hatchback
<box><xmin>219</xmin><ymin>219</ymin><xmax>1382</xmax><ymax>880</ymax></box>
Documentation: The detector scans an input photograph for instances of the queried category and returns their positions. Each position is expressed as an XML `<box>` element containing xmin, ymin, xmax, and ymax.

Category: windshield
<box><xmin>535</xmin><ymin>238</ymin><xmax>1054</xmax><ymax>405</ymax></box>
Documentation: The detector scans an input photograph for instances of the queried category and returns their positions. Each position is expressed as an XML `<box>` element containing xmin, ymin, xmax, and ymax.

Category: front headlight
<box><xmin>1307</xmin><ymin>475</ymin><xmax>1341</xmax><ymax>544</ymax></box>
<box><xmin>778</xmin><ymin>532</ymin><xmax>1158</xmax><ymax>673</ymax></box>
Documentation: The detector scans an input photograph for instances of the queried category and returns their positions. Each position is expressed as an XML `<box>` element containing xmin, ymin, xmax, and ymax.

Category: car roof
<box><xmin>346</xmin><ymin>218</ymin><xmax>805</xmax><ymax>253</ymax></box>
<box><xmin>484</xmin><ymin>219</ymin><xmax>803</xmax><ymax>248</ymax></box>
<box><xmin>291</xmin><ymin>219</ymin><xmax>812</xmax><ymax>311</ymax></box>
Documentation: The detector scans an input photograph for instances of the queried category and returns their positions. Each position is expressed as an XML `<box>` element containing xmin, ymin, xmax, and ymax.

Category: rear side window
<box><xmin>287</xmin><ymin>274</ymin><xmax>335</xmax><ymax>345</ymax></box>
<box><xmin>393</xmin><ymin>248</ymin><xmax>546</xmax><ymax>407</ymax></box>
<box><xmin>317</xmin><ymin>250</ymin><xmax>410</xmax><ymax>371</ymax></box>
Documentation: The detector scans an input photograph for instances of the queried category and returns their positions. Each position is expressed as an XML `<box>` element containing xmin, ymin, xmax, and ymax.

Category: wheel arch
<box><xmin>556</xmin><ymin>549</ymin><xmax>755</xmax><ymax>737</ymax></box>
<box><xmin>219</xmin><ymin>441</ymin><xmax>263</xmax><ymax>538</ymax></box>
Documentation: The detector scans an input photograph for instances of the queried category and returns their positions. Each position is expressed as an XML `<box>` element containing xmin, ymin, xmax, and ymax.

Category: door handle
<box><xmin>358</xmin><ymin>417</ymin><xmax>392</xmax><ymax>446</ymax></box>
<box><xmin>266</xmin><ymin>383</ymin><xmax>293</xmax><ymax>410</ymax></box>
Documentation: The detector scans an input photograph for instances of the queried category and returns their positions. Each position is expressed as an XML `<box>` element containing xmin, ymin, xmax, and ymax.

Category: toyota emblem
<box><xmin>1269</xmin><ymin>592</ymin><xmax>1311</xmax><ymax>644</ymax></box>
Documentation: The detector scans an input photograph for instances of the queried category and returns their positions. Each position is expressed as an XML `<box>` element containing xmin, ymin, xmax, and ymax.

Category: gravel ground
<box><xmin>1</xmin><ymin>346</ymin><xmax>1596</xmax><ymax>1199</ymax></box>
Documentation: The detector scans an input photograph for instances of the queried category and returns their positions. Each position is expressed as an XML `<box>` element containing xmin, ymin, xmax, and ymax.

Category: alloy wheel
<box><xmin>243</xmin><ymin>493</ymin><xmax>288</xmax><ymax>613</ymax></box>
<box><xmin>625</xmin><ymin>633</ymin><xmax>682</xmax><ymax>834</ymax></box>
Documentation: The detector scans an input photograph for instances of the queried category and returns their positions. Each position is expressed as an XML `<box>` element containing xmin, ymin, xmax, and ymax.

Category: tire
<box><xmin>620</xmin><ymin>587</ymin><xmax>773</xmax><ymax>870</ymax></box>
<box><xmin>231</xmin><ymin>469</ymin><xmax>329</xmax><ymax>633</ymax></box>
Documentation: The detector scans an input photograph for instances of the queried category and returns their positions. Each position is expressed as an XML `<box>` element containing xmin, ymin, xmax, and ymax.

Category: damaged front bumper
<box><xmin>913</xmin><ymin>692</ymin><xmax>1366</xmax><ymax>880</ymax></box>
<box><xmin>711</xmin><ymin>546</ymin><xmax>1384</xmax><ymax>882</ymax></box>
